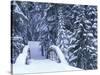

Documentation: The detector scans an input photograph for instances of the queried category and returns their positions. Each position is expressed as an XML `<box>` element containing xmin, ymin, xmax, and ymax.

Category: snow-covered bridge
<box><xmin>13</xmin><ymin>41</ymin><xmax>81</xmax><ymax>74</ymax></box>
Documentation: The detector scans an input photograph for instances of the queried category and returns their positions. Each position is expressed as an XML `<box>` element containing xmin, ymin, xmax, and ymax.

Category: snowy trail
<box><xmin>28</xmin><ymin>41</ymin><xmax>45</xmax><ymax>59</ymax></box>
<box><xmin>13</xmin><ymin>41</ymin><xmax>81</xmax><ymax>74</ymax></box>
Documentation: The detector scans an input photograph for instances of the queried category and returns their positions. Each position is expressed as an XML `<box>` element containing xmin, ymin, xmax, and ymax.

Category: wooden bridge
<box><xmin>13</xmin><ymin>41</ymin><xmax>81</xmax><ymax>74</ymax></box>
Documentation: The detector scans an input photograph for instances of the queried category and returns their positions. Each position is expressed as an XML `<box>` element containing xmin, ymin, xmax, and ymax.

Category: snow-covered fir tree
<box><xmin>11</xmin><ymin>1</ymin><xmax>97</xmax><ymax>70</ymax></box>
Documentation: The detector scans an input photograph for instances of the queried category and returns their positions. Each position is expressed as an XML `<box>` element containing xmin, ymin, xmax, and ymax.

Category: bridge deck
<box><xmin>13</xmin><ymin>41</ymin><xmax>81</xmax><ymax>74</ymax></box>
<box><xmin>28</xmin><ymin>41</ymin><xmax>45</xmax><ymax>59</ymax></box>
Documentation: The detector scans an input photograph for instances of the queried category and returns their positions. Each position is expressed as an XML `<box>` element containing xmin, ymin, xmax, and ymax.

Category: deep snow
<box><xmin>13</xmin><ymin>41</ymin><xmax>81</xmax><ymax>74</ymax></box>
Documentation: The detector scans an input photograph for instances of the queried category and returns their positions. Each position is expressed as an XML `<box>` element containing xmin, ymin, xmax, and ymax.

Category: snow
<box><xmin>15</xmin><ymin>45</ymin><xmax>29</xmax><ymax>65</ymax></box>
<box><xmin>88</xmin><ymin>33</ymin><xmax>93</xmax><ymax>37</ymax></box>
<box><xmin>83</xmin><ymin>33</ymin><xmax>87</xmax><ymax>36</ymax></box>
<box><xmin>12</xmin><ymin>36</ymin><xmax>23</xmax><ymax>40</ymax></box>
<box><xmin>28</xmin><ymin>41</ymin><xmax>45</xmax><ymax>59</ymax></box>
<box><xmin>91</xmin><ymin>46</ymin><xmax>96</xmax><ymax>50</ymax></box>
<box><xmin>13</xmin><ymin>1</ymin><xmax>28</xmax><ymax>20</ymax></box>
<box><xmin>69</xmin><ymin>56</ymin><xmax>77</xmax><ymax>62</ymax></box>
<box><xmin>49</xmin><ymin>45</ymin><xmax>68</xmax><ymax>64</ymax></box>
<box><xmin>13</xmin><ymin>59</ymin><xmax>81</xmax><ymax>74</ymax></box>
<box><xmin>20</xmin><ymin>17</ymin><xmax>24</xmax><ymax>24</ymax></box>
<box><xmin>13</xmin><ymin>41</ymin><xmax>81</xmax><ymax>74</ymax></box>
<box><xmin>68</xmin><ymin>44</ymin><xmax>76</xmax><ymax>48</ymax></box>
<box><xmin>92</xmin><ymin>23</ymin><xmax>97</xmax><ymax>28</ymax></box>
<box><xmin>84</xmin><ymin>20</ymin><xmax>91</xmax><ymax>24</ymax></box>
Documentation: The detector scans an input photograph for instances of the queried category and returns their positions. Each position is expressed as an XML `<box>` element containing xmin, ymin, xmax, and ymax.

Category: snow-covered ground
<box><xmin>13</xmin><ymin>41</ymin><xmax>81</xmax><ymax>74</ymax></box>
<box><xmin>15</xmin><ymin>45</ymin><xmax>29</xmax><ymax>65</ymax></box>
<box><xmin>28</xmin><ymin>41</ymin><xmax>45</xmax><ymax>59</ymax></box>
<box><xmin>13</xmin><ymin>59</ymin><xmax>81</xmax><ymax>74</ymax></box>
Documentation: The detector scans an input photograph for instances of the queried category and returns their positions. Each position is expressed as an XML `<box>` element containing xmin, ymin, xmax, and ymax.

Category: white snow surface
<box><xmin>49</xmin><ymin>45</ymin><xmax>68</xmax><ymax>64</ymax></box>
<box><xmin>13</xmin><ymin>41</ymin><xmax>81</xmax><ymax>74</ymax></box>
<box><xmin>15</xmin><ymin>45</ymin><xmax>29</xmax><ymax>65</ymax></box>
<box><xmin>28</xmin><ymin>41</ymin><xmax>45</xmax><ymax>59</ymax></box>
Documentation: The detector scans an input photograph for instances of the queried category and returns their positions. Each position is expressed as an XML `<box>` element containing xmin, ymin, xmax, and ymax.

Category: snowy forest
<box><xmin>11</xmin><ymin>1</ymin><xmax>97</xmax><ymax>70</ymax></box>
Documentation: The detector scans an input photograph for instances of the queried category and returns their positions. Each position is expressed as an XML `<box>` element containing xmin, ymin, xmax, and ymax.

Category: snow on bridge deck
<box><xmin>28</xmin><ymin>41</ymin><xmax>45</xmax><ymax>59</ymax></box>
<box><xmin>13</xmin><ymin>41</ymin><xmax>81</xmax><ymax>74</ymax></box>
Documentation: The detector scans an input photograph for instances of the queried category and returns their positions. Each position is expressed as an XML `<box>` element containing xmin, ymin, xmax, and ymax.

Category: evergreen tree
<box><xmin>11</xmin><ymin>1</ymin><xmax>97</xmax><ymax>70</ymax></box>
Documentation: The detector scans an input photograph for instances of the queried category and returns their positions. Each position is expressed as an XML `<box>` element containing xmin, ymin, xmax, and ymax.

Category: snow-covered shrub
<box><xmin>11</xmin><ymin>1</ymin><xmax>97</xmax><ymax>69</ymax></box>
<box><xmin>65</xmin><ymin>5</ymin><xmax>97</xmax><ymax>69</ymax></box>
<box><xmin>11</xmin><ymin>36</ymin><xmax>24</xmax><ymax>64</ymax></box>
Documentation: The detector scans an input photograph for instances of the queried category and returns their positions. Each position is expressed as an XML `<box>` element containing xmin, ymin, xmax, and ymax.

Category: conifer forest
<box><xmin>11</xmin><ymin>1</ymin><xmax>97</xmax><ymax>70</ymax></box>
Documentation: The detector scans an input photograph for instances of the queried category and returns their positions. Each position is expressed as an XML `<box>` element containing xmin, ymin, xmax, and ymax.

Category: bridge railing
<box><xmin>47</xmin><ymin>45</ymin><xmax>68</xmax><ymax>64</ymax></box>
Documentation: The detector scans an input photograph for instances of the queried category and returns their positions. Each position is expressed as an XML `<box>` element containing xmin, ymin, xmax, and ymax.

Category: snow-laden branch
<box><xmin>13</xmin><ymin>1</ymin><xmax>28</xmax><ymax>20</ymax></box>
<box><xmin>42</xmin><ymin>4</ymin><xmax>53</xmax><ymax>20</ymax></box>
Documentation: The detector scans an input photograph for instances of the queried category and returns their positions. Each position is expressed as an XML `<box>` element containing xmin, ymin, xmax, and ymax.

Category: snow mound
<box><xmin>15</xmin><ymin>45</ymin><xmax>29</xmax><ymax>65</ymax></box>
<box><xmin>49</xmin><ymin>45</ymin><xmax>68</xmax><ymax>64</ymax></box>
